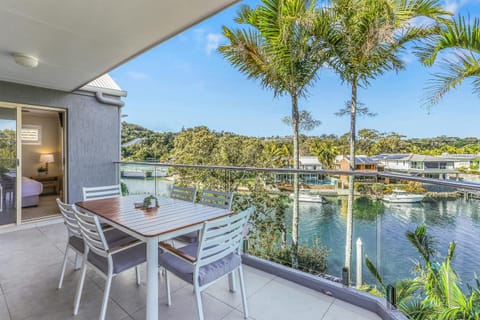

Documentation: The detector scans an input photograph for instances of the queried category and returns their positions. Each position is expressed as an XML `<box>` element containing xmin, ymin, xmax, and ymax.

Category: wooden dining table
<box><xmin>75</xmin><ymin>194</ymin><xmax>233</xmax><ymax>320</ymax></box>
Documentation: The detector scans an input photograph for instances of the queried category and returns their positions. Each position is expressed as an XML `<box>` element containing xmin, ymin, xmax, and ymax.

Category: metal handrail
<box><xmin>115</xmin><ymin>161</ymin><xmax>480</xmax><ymax>191</ymax></box>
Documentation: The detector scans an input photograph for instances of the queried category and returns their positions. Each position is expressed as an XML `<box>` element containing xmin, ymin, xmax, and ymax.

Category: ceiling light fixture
<box><xmin>13</xmin><ymin>53</ymin><xmax>39</xmax><ymax>68</ymax></box>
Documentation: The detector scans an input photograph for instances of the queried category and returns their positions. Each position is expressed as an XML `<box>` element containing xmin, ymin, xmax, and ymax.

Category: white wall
<box><xmin>384</xmin><ymin>160</ymin><xmax>410</xmax><ymax>170</ymax></box>
<box><xmin>22</xmin><ymin>113</ymin><xmax>61</xmax><ymax>178</ymax></box>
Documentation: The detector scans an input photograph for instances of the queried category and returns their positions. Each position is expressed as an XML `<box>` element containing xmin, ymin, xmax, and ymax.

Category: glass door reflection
<box><xmin>0</xmin><ymin>107</ymin><xmax>17</xmax><ymax>225</ymax></box>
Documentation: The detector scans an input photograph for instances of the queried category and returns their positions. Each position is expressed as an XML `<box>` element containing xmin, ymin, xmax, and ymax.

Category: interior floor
<box><xmin>22</xmin><ymin>194</ymin><xmax>60</xmax><ymax>221</ymax></box>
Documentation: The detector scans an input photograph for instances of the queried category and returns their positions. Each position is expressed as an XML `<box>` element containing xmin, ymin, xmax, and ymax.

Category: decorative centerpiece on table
<box><xmin>134</xmin><ymin>195</ymin><xmax>159</xmax><ymax>210</ymax></box>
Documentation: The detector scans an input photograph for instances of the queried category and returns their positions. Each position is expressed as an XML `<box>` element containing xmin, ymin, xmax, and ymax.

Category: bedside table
<box><xmin>31</xmin><ymin>175</ymin><xmax>60</xmax><ymax>195</ymax></box>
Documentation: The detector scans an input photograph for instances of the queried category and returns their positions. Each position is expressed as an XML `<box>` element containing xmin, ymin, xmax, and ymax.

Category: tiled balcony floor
<box><xmin>0</xmin><ymin>222</ymin><xmax>381</xmax><ymax>320</ymax></box>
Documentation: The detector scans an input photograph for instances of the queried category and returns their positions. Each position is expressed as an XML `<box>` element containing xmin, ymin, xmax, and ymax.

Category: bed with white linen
<box><xmin>1</xmin><ymin>173</ymin><xmax>44</xmax><ymax>207</ymax></box>
<box><xmin>22</xmin><ymin>176</ymin><xmax>43</xmax><ymax>207</ymax></box>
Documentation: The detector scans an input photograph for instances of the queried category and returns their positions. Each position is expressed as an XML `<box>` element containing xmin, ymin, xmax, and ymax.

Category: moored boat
<box><xmin>290</xmin><ymin>192</ymin><xmax>328</xmax><ymax>203</ymax></box>
<box><xmin>383</xmin><ymin>189</ymin><xmax>424</xmax><ymax>203</ymax></box>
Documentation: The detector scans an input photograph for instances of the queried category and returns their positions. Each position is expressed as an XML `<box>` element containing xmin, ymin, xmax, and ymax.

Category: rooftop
<box><xmin>0</xmin><ymin>221</ymin><xmax>381</xmax><ymax>320</ymax></box>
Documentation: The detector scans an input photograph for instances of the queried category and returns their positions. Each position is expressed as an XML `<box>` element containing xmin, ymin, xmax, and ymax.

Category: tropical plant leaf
<box><xmin>406</xmin><ymin>224</ymin><xmax>437</xmax><ymax>264</ymax></box>
<box><xmin>365</xmin><ymin>256</ymin><xmax>385</xmax><ymax>291</ymax></box>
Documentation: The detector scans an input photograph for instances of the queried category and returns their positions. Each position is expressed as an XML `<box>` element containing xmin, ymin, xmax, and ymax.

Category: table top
<box><xmin>75</xmin><ymin>195</ymin><xmax>232</xmax><ymax>238</ymax></box>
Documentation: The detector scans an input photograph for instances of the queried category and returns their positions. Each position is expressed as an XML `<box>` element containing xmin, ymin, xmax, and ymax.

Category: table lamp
<box><xmin>39</xmin><ymin>153</ymin><xmax>54</xmax><ymax>175</ymax></box>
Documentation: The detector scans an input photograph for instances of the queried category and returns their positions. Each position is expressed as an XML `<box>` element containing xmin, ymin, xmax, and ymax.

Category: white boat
<box><xmin>383</xmin><ymin>189</ymin><xmax>424</xmax><ymax>203</ymax></box>
<box><xmin>290</xmin><ymin>193</ymin><xmax>328</xmax><ymax>203</ymax></box>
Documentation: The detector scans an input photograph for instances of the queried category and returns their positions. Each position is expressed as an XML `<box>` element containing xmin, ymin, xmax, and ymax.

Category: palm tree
<box><xmin>318</xmin><ymin>0</ymin><xmax>449</xmax><ymax>282</ymax></box>
<box><xmin>311</xmin><ymin>140</ymin><xmax>337</xmax><ymax>169</ymax></box>
<box><xmin>219</xmin><ymin>0</ymin><xmax>328</xmax><ymax>266</ymax></box>
<box><xmin>365</xmin><ymin>225</ymin><xmax>480</xmax><ymax>319</ymax></box>
<box><xmin>420</xmin><ymin>15</ymin><xmax>480</xmax><ymax>105</ymax></box>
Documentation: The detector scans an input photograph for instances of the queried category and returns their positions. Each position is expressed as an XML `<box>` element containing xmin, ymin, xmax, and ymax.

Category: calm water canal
<box><xmin>123</xmin><ymin>178</ymin><xmax>480</xmax><ymax>288</ymax></box>
<box><xmin>287</xmin><ymin>197</ymin><xmax>480</xmax><ymax>288</ymax></box>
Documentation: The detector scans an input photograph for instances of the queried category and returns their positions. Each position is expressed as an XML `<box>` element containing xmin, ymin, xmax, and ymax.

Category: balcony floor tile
<box><xmin>0</xmin><ymin>294</ymin><xmax>10</xmax><ymax>320</ymax></box>
<box><xmin>0</xmin><ymin>222</ymin><xmax>383</xmax><ymax>320</ymax></box>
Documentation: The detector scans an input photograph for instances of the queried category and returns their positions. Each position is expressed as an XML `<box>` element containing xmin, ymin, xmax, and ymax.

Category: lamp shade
<box><xmin>39</xmin><ymin>153</ymin><xmax>54</xmax><ymax>163</ymax></box>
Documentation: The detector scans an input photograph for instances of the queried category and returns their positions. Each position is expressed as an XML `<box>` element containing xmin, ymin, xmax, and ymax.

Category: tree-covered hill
<box><xmin>121</xmin><ymin>122</ymin><xmax>480</xmax><ymax>167</ymax></box>
<box><xmin>121</xmin><ymin>122</ymin><xmax>176</xmax><ymax>161</ymax></box>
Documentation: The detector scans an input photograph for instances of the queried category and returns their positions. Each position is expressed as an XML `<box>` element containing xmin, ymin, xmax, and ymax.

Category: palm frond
<box><xmin>365</xmin><ymin>256</ymin><xmax>385</xmax><ymax>290</ymax></box>
<box><xmin>422</xmin><ymin>15</ymin><xmax>480</xmax><ymax>66</ymax></box>
<box><xmin>406</xmin><ymin>224</ymin><xmax>437</xmax><ymax>264</ymax></box>
<box><xmin>425</xmin><ymin>52</ymin><xmax>480</xmax><ymax>105</ymax></box>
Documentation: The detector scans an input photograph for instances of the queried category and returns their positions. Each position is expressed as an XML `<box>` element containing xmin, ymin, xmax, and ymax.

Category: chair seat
<box><xmin>159</xmin><ymin>243</ymin><xmax>241</xmax><ymax>286</ymax></box>
<box><xmin>68</xmin><ymin>229</ymin><xmax>134</xmax><ymax>254</ymax></box>
<box><xmin>88</xmin><ymin>243</ymin><xmax>147</xmax><ymax>274</ymax></box>
<box><xmin>69</xmin><ymin>236</ymin><xmax>85</xmax><ymax>253</ymax></box>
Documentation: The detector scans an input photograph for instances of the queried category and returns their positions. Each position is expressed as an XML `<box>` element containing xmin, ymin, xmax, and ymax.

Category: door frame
<box><xmin>0</xmin><ymin>101</ymin><xmax>68</xmax><ymax>226</ymax></box>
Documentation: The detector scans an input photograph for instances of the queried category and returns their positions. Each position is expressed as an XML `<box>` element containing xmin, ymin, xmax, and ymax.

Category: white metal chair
<box><xmin>82</xmin><ymin>184</ymin><xmax>122</xmax><ymax>201</ymax></box>
<box><xmin>56</xmin><ymin>198</ymin><xmax>136</xmax><ymax>289</ymax></box>
<box><xmin>176</xmin><ymin>189</ymin><xmax>234</xmax><ymax>244</ymax></box>
<box><xmin>199</xmin><ymin>189</ymin><xmax>234</xmax><ymax>209</ymax></box>
<box><xmin>171</xmin><ymin>186</ymin><xmax>198</xmax><ymax>244</ymax></box>
<box><xmin>82</xmin><ymin>184</ymin><xmax>123</xmax><ymax>231</ymax></box>
<box><xmin>171</xmin><ymin>185</ymin><xmax>197</xmax><ymax>202</ymax></box>
<box><xmin>57</xmin><ymin>199</ymin><xmax>84</xmax><ymax>288</ymax></box>
<box><xmin>159</xmin><ymin>207</ymin><xmax>253</xmax><ymax>320</ymax></box>
<box><xmin>73</xmin><ymin>207</ymin><xmax>146</xmax><ymax>320</ymax></box>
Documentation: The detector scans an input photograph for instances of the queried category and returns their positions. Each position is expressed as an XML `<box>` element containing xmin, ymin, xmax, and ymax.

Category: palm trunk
<box><xmin>345</xmin><ymin>78</ymin><xmax>358</xmax><ymax>285</ymax></box>
<box><xmin>291</xmin><ymin>94</ymin><xmax>300</xmax><ymax>268</ymax></box>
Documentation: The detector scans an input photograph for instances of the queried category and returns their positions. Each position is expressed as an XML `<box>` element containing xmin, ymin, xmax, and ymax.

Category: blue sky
<box><xmin>111</xmin><ymin>0</ymin><xmax>480</xmax><ymax>138</ymax></box>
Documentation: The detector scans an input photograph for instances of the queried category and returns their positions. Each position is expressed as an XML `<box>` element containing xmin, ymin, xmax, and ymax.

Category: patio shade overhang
<box><xmin>0</xmin><ymin>0</ymin><xmax>238</xmax><ymax>92</ymax></box>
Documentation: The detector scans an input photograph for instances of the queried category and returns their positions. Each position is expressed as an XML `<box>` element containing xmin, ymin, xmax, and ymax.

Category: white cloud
<box><xmin>443</xmin><ymin>0</ymin><xmax>477</xmax><ymax>14</ymax></box>
<box><xmin>206</xmin><ymin>33</ymin><xmax>223</xmax><ymax>55</ymax></box>
<box><xmin>127</xmin><ymin>71</ymin><xmax>149</xmax><ymax>80</ymax></box>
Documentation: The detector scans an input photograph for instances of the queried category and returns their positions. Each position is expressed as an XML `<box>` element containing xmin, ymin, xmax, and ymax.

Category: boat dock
<box><xmin>457</xmin><ymin>189</ymin><xmax>480</xmax><ymax>200</ymax></box>
<box><xmin>121</xmin><ymin>168</ymin><xmax>168</xmax><ymax>179</ymax></box>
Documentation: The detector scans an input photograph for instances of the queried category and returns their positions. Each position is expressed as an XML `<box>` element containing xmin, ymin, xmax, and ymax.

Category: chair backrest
<box><xmin>82</xmin><ymin>184</ymin><xmax>121</xmax><ymax>201</ymax></box>
<box><xmin>171</xmin><ymin>185</ymin><xmax>197</xmax><ymax>202</ymax></box>
<box><xmin>73</xmin><ymin>206</ymin><xmax>109</xmax><ymax>258</ymax></box>
<box><xmin>199</xmin><ymin>190</ymin><xmax>234</xmax><ymax>210</ymax></box>
<box><xmin>196</xmin><ymin>207</ymin><xmax>253</xmax><ymax>270</ymax></box>
<box><xmin>56</xmin><ymin>198</ymin><xmax>81</xmax><ymax>239</ymax></box>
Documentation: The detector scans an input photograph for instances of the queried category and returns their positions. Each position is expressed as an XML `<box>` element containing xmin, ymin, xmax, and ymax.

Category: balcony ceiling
<box><xmin>0</xmin><ymin>0</ymin><xmax>238</xmax><ymax>92</ymax></box>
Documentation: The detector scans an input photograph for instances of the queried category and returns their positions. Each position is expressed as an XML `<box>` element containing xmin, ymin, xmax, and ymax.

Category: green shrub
<box><xmin>247</xmin><ymin>239</ymin><xmax>329</xmax><ymax>275</ymax></box>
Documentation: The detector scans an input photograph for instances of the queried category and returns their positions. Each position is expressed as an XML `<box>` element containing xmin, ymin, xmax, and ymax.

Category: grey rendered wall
<box><xmin>0</xmin><ymin>81</ymin><xmax>121</xmax><ymax>203</ymax></box>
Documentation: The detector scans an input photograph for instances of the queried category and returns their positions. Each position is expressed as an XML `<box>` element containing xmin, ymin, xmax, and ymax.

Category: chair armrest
<box><xmin>159</xmin><ymin>242</ymin><xmax>196</xmax><ymax>263</ymax></box>
<box><xmin>108</xmin><ymin>238</ymin><xmax>143</xmax><ymax>254</ymax></box>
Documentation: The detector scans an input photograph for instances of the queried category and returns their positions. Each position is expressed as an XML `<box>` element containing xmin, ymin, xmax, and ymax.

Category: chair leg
<box><xmin>135</xmin><ymin>266</ymin><xmax>141</xmax><ymax>286</ymax></box>
<box><xmin>238</xmin><ymin>266</ymin><xmax>249</xmax><ymax>319</ymax></box>
<box><xmin>74</xmin><ymin>253</ymin><xmax>82</xmax><ymax>270</ymax></box>
<box><xmin>73</xmin><ymin>260</ymin><xmax>87</xmax><ymax>315</ymax></box>
<box><xmin>194</xmin><ymin>285</ymin><xmax>204</xmax><ymax>320</ymax></box>
<box><xmin>228</xmin><ymin>270</ymin><xmax>237</xmax><ymax>293</ymax></box>
<box><xmin>165</xmin><ymin>270</ymin><xmax>171</xmax><ymax>306</ymax></box>
<box><xmin>99</xmin><ymin>274</ymin><xmax>113</xmax><ymax>320</ymax></box>
<box><xmin>58</xmin><ymin>246</ymin><xmax>70</xmax><ymax>289</ymax></box>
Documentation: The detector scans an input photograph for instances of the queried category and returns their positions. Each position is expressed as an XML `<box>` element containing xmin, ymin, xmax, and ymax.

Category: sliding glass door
<box><xmin>0</xmin><ymin>107</ymin><xmax>17</xmax><ymax>226</ymax></box>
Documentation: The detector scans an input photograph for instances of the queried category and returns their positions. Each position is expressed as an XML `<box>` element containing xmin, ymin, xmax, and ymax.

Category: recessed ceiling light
<box><xmin>13</xmin><ymin>53</ymin><xmax>39</xmax><ymax>68</ymax></box>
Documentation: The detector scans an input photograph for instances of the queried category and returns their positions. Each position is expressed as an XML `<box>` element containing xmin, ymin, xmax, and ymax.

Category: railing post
<box><xmin>342</xmin><ymin>267</ymin><xmax>349</xmax><ymax>286</ymax></box>
<box><xmin>386</xmin><ymin>284</ymin><xmax>396</xmax><ymax>308</ymax></box>
<box><xmin>356</xmin><ymin>238</ymin><xmax>363</xmax><ymax>289</ymax></box>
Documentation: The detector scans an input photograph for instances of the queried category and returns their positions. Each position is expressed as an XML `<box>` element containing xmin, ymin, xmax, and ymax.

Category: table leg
<box><xmin>146</xmin><ymin>237</ymin><xmax>158</xmax><ymax>320</ymax></box>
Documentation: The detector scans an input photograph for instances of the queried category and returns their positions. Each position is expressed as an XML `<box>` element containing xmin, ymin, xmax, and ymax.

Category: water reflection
<box><xmin>287</xmin><ymin>196</ymin><xmax>480</xmax><ymax>289</ymax></box>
